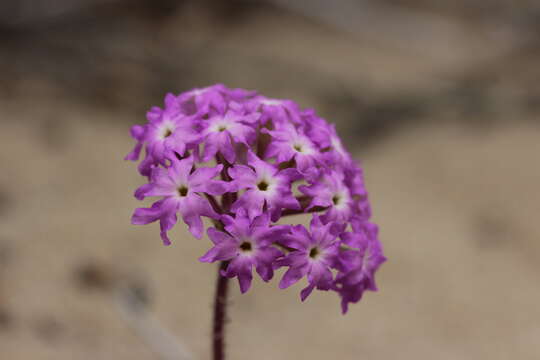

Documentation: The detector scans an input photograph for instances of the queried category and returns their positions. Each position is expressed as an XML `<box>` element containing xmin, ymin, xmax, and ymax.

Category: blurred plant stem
<box><xmin>213</xmin><ymin>261</ymin><xmax>229</xmax><ymax>360</ymax></box>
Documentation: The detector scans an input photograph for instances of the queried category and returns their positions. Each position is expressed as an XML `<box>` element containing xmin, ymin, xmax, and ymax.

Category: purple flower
<box><xmin>223</xmin><ymin>86</ymin><xmax>258</xmax><ymax>103</ymax></box>
<box><xmin>276</xmin><ymin>216</ymin><xmax>340</xmax><ymax>301</ymax></box>
<box><xmin>343</xmin><ymin>162</ymin><xmax>372</xmax><ymax>221</ymax></box>
<box><xmin>199</xmin><ymin>210</ymin><xmax>287</xmax><ymax>293</ymax></box>
<box><xmin>124</xmin><ymin>124</ymin><xmax>146</xmax><ymax>161</ymax></box>
<box><xmin>201</xmin><ymin>109</ymin><xmax>257</xmax><ymax>163</ymax></box>
<box><xmin>263</xmin><ymin>124</ymin><xmax>320</xmax><ymax>179</ymax></box>
<box><xmin>126</xmin><ymin>97</ymin><xmax>200</xmax><ymax>176</ymax></box>
<box><xmin>126</xmin><ymin>85</ymin><xmax>384</xmax><ymax>312</ymax></box>
<box><xmin>145</xmin><ymin>109</ymin><xmax>199</xmax><ymax>161</ymax></box>
<box><xmin>300</xmin><ymin>170</ymin><xmax>355</xmax><ymax>224</ymax></box>
<box><xmin>309</xmin><ymin>122</ymin><xmax>354</xmax><ymax>166</ymax></box>
<box><xmin>176</xmin><ymin>84</ymin><xmax>227</xmax><ymax>116</ymax></box>
<box><xmin>229</xmin><ymin>151</ymin><xmax>301</xmax><ymax>220</ymax></box>
<box><xmin>336</xmin><ymin>221</ymin><xmax>386</xmax><ymax>313</ymax></box>
<box><xmin>245</xmin><ymin>96</ymin><xmax>302</xmax><ymax>125</ymax></box>
<box><xmin>132</xmin><ymin>156</ymin><xmax>230</xmax><ymax>243</ymax></box>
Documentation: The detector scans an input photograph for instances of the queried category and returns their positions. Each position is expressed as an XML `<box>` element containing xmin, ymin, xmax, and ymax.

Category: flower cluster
<box><xmin>126</xmin><ymin>84</ymin><xmax>385</xmax><ymax>313</ymax></box>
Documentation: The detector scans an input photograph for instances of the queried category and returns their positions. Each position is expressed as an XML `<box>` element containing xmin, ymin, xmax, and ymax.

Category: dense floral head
<box><xmin>126</xmin><ymin>84</ymin><xmax>385</xmax><ymax>313</ymax></box>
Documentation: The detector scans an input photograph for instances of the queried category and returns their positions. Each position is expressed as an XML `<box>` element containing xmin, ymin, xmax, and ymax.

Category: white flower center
<box><xmin>177</xmin><ymin>185</ymin><xmax>189</xmax><ymax>197</ymax></box>
<box><xmin>210</xmin><ymin>119</ymin><xmax>232</xmax><ymax>133</ymax></box>
<box><xmin>291</xmin><ymin>137</ymin><xmax>315</xmax><ymax>155</ymax></box>
<box><xmin>331</xmin><ymin>189</ymin><xmax>349</xmax><ymax>210</ymax></box>
<box><xmin>257</xmin><ymin>180</ymin><xmax>269</xmax><ymax>191</ymax></box>
<box><xmin>239</xmin><ymin>240</ymin><xmax>253</xmax><ymax>253</ymax></box>
<box><xmin>255</xmin><ymin>174</ymin><xmax>277</xmax><ymax>195</ymax></box>
<box><xmin>309</xmin><ymin>246</ymin><xmax>321</xmax><ymax>260</ymax></box>
<box><xmin>159</xmin><ymin>122</ymin><xmax>175</xmax><ymax>139</ymax></box>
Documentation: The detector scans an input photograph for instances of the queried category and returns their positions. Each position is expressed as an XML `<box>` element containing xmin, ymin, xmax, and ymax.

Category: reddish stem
<box><xmin>212</xmin><ymin>261</ymin><xmax>229</xmax><ymax>360</ymax></box>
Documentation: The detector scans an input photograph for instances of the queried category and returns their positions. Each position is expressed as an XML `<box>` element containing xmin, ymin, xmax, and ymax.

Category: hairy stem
<box><xmin>212</xmin><ymin>261</ymin><xmax>229</xmax><ymax>360</ymax></box>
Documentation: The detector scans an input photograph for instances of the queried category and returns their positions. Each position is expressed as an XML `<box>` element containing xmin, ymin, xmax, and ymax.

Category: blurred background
<box><xmin>1</xmin><ymin>0</ymin><xmax>539</xmax><ymax>359</ymax></box>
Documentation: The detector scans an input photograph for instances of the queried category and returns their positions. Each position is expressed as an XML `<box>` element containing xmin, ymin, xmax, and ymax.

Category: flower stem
<box><xmin>212</xmin><ymin>261</ymin><xmax>229</xmax><ymax>360</ymax></box>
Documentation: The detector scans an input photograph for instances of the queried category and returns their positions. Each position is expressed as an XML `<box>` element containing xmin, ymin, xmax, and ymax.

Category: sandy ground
<box><xmin>1</xmin><ymin>1</ymin><xmax>539</xmax><ymax>359</ymax></box>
